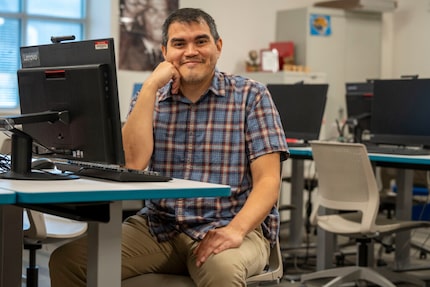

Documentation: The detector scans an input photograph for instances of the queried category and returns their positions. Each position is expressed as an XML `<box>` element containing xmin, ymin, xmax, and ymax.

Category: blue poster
<box><xmin>310</xmin><ymin>14</ymin><xmax>331</xmax><ymax>36</ymax></box>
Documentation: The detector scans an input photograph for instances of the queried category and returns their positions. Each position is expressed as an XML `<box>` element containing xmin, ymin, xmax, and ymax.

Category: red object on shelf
<box><xmin>269</xmin><ymin>42</ymin><xmax>294</xmax><ymax>69</ymax></box>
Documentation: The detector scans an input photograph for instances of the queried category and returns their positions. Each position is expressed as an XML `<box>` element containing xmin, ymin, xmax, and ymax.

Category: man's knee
<box><xmin>190</xmin><ymin>253</ymin><xmax>247</xmax><ymax>286</ymax></box>
<box><xmin>49</xmin><ymin>238</ymin><xmax>88</xmax><ymax>287</ymax></box>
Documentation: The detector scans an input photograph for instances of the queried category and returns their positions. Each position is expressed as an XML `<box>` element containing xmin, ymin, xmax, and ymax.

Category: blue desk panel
<box><xmin>0</xmin><ymin>189</ymin><xmax>15</xmax><ymax>204</ymax></box>
<box><xmin>368</xmin><ymin>153</ymin><xmax>430</xmax><ymax>167</ymax></box>
<box><xmin>0</xmin><ymin>178</ymin><xmax>231</xmax><ymax>204</ymax></box>
<box><xmin>289</xmin><ymin>146</ymin><xmax>430</xmax><ymax>167</ymax></box>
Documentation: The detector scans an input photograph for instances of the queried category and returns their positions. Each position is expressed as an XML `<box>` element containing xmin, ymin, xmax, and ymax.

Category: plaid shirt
<box><xmin>128</xmin><ymin>70</ymin><xmax>289</xmax><ymax>245</ymax></box>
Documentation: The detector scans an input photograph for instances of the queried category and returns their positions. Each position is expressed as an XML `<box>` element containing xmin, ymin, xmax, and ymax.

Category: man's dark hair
<box><xmin>161</xmin><ymin>8</ymin><xmax>220</xmax><ymax>47</ymax></box>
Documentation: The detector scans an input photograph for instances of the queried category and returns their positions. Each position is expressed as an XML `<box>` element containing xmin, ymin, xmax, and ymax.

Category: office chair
<box><xmin>282</xmin><ymin>174</ymin><xmax>318</xmax><ymax>236</ymax></box>
<box><xmin>300</xmin><ymin>141</ymin><xmax>430</xmax><ymax>287</ymax></box>
<box><xmin>23</xmin><ymin>209</ymin><xmax>87</xmax><ymax>287</ymax></box>
<box><xmin>122</xmin><ymin>237</ymin><xmax>283</xmax><ymax>287</ymax></box>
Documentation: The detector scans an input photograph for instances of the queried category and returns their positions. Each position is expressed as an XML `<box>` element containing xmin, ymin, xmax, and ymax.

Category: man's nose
<box><xmin>184</xmin><ymin>44</ymin><xmax>198</xmax><ymax>55</ymax></box>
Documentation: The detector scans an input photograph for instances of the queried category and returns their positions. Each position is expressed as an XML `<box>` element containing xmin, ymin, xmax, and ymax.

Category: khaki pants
<box><xmin>49</xmin><ymin>214</ymin><xmax>270</xmax><ymax>287</ymax></box>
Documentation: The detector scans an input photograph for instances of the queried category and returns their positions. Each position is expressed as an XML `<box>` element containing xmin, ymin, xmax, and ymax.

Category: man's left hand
<box><xmin>193</xmin><ymin>226</ymin><xmax>244</xmax><ymax>267</ymax></box>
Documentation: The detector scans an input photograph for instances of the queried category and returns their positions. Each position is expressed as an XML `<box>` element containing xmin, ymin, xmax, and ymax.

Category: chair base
<box><xmin>24</xmin><ymin>243</ymin><xmax>42</xmax><ymax>287</ymax></box>
<box><xmin>300</xmin><ymin>266</ymin><xmax>425</xmax><ymax>287</ymax></box>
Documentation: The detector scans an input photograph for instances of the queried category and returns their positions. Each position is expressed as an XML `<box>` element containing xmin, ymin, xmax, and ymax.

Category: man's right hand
<box><xmin>146</xmin><ymin>61</ymin><xmax>181</xmax><ymax>94</ymax></box>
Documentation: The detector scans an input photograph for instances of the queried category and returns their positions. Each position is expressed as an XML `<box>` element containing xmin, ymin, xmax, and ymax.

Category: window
<box><xmin>0</xmin><ymin>0</ymin><xmax>86</xmax><ymax>110</ymax></box>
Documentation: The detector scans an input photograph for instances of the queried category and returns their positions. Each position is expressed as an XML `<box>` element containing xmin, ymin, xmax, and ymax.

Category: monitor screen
<box><xmin>267</xmin><ymin>83</ymin><xmax>328</xmax><ymax>143</ymax></box>
<box><xmin>370</xmin><ymin>78</ymin><xmax>430</xmax><ymax>147</ymax></box>
<box><xmin>2</xmin><ymin>38</ymin><xmax>123</xmax><ymax>180</ymax></box>
<box><xmin>345</xmin><ymin>82</ymin><xmax>373</xmax><ymax>133</ymax></box>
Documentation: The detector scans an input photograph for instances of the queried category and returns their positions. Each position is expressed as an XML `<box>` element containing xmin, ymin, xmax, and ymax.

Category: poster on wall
<box><xmin>309</xmin><ymin>14</ymin><xmax>331</xmax><ymax>36</ymax></box>
<box><xmin>119</xmin><ymin>0</ymin><xmax>179</xmax><ymax>71</ymax></box>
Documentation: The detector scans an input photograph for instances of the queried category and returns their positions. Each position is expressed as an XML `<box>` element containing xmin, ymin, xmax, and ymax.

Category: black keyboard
<box><xmin>56</xmin><ymin>161</ymin><xmax>172</xmax><ymax>182</ymax></box>
<box><xmin>365</xmin><ymin>145</ymin><xmax>430</xmax><ymax>156</ymax></box>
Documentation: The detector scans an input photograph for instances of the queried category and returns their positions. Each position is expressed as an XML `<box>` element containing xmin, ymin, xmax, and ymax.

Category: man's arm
<box><xmin>194</xmin><ymin>152</ymin><xmax>281</xmax><ymax>267</ymax></box>
<box><xmin>122</xmin><ymin>61</ymin><xmax>180</xmax><ymax>169</ymax></box>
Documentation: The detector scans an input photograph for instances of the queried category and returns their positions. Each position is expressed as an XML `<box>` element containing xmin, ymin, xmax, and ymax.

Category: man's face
<box><xmin>162</xmin><ymin>20</ymin><xmax>222</xmax><ymax>86</ymax></box>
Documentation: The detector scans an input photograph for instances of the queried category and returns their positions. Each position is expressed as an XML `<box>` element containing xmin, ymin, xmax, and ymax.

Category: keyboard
<box><xmin>364</xmin><ymin>145</ymin><xmax>430</xmax><ymax>156</ymax></box>
<box><xmin>56</xmin><ymin>160</ymin><xmax>172</xmax><ymax>182</ymax></box>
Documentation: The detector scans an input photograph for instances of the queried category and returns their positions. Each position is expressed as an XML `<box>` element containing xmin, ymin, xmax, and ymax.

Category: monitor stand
<box><xmin>0</xmin><ymin>129</ymin><xmax>78</xmax><ymax>180</ymax></box>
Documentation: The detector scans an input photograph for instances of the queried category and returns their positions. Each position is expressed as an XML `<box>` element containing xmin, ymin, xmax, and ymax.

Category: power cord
<box><xmin>0</xmin><ymin>153</ymin><xmax>11</xmax><ymax>173</ymax></box>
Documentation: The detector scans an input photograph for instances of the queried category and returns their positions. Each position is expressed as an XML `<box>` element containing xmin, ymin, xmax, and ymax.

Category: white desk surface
<box><xmin>0</xmin><ymin>177</ymin><xmax>231</xmax><ymax>204</ymax></box>
<box><xmin>289</xmin><ymin>146</ymin><xmax>430</xmax><ymax>164</ymax></box>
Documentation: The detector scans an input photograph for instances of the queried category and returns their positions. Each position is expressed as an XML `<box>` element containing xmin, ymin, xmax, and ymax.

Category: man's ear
<box><xmin>161</xmin><ymin>45</ymin><xmax>167</xmax><ymax>59</ymax></box>
<box><xmin>216</xmin><ymin>38</ymin><xmax>223</xmax><ymax>59</ymax></box>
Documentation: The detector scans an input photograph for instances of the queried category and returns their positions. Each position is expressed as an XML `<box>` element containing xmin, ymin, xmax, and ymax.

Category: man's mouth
<box><xmin>181</xmin><ymin>58</ymin><xmax>203</xmax><ymax>65</ymax></box>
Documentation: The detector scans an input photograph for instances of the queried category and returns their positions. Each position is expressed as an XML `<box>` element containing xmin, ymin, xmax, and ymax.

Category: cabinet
<box><xmin>276</xmin><ymin>7</ymin><xmax>382</xmax><ymax>138</ymax></box>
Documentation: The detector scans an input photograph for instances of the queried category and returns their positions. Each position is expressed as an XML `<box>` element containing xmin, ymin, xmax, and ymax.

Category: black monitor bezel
<box><xmin>345</xmin><ymin>82</ymin><xmax>373</xmax><ymax>132</ymax></box>
<box><xmin>267</xmin><ymin>83</ymin><xmax>328</xmax><ymax>142</ymax></box>
<box><xmin>369</xmin><ymin>78</ymin><xmax>430</xmax><ymax>148</ymax></box>
<box><xmin>18</xmin><ymin>38</ymin><xmax>124</xmax><ymax>165</ymax></box>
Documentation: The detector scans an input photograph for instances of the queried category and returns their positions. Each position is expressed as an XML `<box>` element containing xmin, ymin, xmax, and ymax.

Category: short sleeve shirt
<box><xmin>128</xmin><ymin>70</ymin><xmax>289</xmax><ymax>244</ymax></box>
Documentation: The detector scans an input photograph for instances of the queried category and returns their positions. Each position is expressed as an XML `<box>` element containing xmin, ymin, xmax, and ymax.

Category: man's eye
<box><xmin>196</xmin><ymin>39</ymin><xmax>208</xmax><ymax>45</ymax></box>
<box><xmin>172</xmin><ymin>42</ymin><xmax>184</xmax><ymax>48</ymax></box>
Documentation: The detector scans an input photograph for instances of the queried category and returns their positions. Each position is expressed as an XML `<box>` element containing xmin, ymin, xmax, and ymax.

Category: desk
<box><xmin>0</xmin><ymin>178</ymin><xmax>230</xmax><ymax>287</ymax></box>
<box><xmin>0</xmin><ymin>189</ymin><xmax>18</xmax><ymax>287</ymax></box>
<box><xmin>287</xmin><ymin>147</ymin><xmax>430</xmax><ymax>270</ymax></box>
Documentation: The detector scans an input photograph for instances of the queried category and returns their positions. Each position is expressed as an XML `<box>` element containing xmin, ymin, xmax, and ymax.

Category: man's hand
<box><xmin>147</xmin><ymin>61</ymin><xmax>181</xmax><ymax>94</ymax></box>
<box><xmin>193</xmin><ymin>226</ymin><xmax>245</xmax><ymax>267</ymax></box>
<box><xmin>191</xmin><ymin>153</ymin><xmax>281</xmax><ymax>268</ymax></box>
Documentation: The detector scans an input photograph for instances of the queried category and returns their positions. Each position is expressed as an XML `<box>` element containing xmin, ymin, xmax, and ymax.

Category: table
<box><xmin>287</xmin><ymin>147</ymin><xmax>430</xmax><ymax>270</ymax></box>
<box><xmin>0</xmin><ymin>189</ymin><xmax>17</xmax><ymax>287</ymax></box>
<box><xmin>0</xmin><ymin>177</ymin><xmax>230</xmax><ymax>287</ymax></box>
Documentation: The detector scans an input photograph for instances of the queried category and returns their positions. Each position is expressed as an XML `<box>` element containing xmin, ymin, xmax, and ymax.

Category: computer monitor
<box><xmin>267</xmin><ymin>83</ymin><xmax>328</xmax><ymax>145</ymax></box>
<box><xmin>1</xmin><ymin>38</ymin><xmax>123</xmax><ymax>180</ymax></box>
<box><xmin>369</xmin><ymin>78</ymin><xmax>430</xmax><ymax>148</ymax></box>
<box><xmin>345</xmin><ymin>81</ymin><xmax>373</xmax><ymax>142</ymax></box>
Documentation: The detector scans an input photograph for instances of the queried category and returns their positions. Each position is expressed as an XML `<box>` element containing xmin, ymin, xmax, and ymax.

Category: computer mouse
<box><xmin>31</xmin><ymin>158</ymin><xmax>56</xmax><ymax>170</ymax></box>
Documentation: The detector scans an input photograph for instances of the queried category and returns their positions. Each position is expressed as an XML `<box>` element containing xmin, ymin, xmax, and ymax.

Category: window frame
<box><xmin>0</xmin><ymin>0</ymin><xmax>88</xmax><ymax>114</ymax></box>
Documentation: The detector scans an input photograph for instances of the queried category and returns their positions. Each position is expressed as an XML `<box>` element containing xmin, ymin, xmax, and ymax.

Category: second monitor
<box><xmin>267</xmin><ymin>83</ymin><xmax>328</xmax><ymax>146</ymax></box>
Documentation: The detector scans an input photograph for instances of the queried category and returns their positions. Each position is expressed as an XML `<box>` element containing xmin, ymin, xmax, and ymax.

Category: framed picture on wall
<box><xmin>118</xmin><ymin>0</ymin><xmax>179</xmax><ymax>71</ymax></box>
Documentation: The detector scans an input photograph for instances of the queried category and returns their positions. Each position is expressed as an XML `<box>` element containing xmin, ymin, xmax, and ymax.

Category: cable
<box><xmin>0</xmin><ymin>153</ymin><xmax>11</xmax><ymax>172</ymax></box>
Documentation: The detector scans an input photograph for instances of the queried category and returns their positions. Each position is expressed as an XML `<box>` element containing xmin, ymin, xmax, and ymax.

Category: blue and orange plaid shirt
<box><xmin>127</xmin><ymin>70</ymin><xmax>289</xmax><ymax>245</ymax></box>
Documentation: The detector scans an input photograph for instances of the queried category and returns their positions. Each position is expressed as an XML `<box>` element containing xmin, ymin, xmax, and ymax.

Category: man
<box><xmin>119</xmin><ymin>0</ymin><xmax>178</xmax><ymax>71</ymax></box>
<box><xmin>50</xmin><ymin>8</ymin><xmax>288</xmax><ymax>287</ymax></box>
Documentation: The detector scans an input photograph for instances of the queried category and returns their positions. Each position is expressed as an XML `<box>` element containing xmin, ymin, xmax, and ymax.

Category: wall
<box><xmin>1</xmin><ymin>0</ymin><xmax>428</xmax><ymax>128</ymax></box>
<box><xmin>109</xmin><ymin>0</ymin><xmax>324</xmax><ymax>120</ymax></box>
<box><xmin>390</xmin><ymin>0</ymin><xmax>430</xmax><ymax>78</ymax></box>
<box><xmin>110</xmin><ymin>0</ymin><xmax>430</xmax><ymax>121</ymax></box>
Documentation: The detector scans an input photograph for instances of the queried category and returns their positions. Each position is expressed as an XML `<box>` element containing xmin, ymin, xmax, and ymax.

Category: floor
<box><xmin>22</xmin><ymin>223</ymin><xmax>430</xmax><ymax>287</ymax></box>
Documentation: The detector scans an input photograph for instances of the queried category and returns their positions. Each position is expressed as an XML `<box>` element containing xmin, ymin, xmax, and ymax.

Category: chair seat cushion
<box><xmin>317</xmin><ymin>212</ymin><xmax>430</xmax><ymax>237</ymax></box>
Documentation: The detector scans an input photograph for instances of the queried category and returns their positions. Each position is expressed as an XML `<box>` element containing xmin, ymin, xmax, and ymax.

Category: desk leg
<box><xmin>87</xmin><ymin>201</ymin><xmax>122</xmax><ymax>287</ymax></box>
<box><xmin>394</xmin><ymin>169</ymin><xmax>413</xmax><ymax>270</ymax></box>
<box><xmin>316</xmin><ymin>208</ymin><xmax>336</xmax><ymax>271</ymax></box>
<box><xmin>0</xmin><ymin>205</ymin><xmax>23</xmax><ymax>287</ymax></box>
<box><xmin>289</xmin><ymin>159</ymin><xmax>304</xmax><ymax>248</ymax></box>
